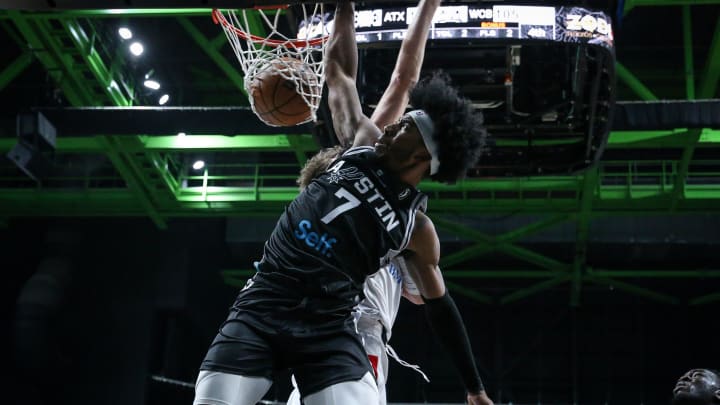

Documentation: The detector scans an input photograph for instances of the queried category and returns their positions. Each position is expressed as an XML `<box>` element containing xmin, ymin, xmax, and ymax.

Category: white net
<box><xmin>213</xmin><ymin>6</ymin><xmax>329</xmax><ymax>126</ymax></box>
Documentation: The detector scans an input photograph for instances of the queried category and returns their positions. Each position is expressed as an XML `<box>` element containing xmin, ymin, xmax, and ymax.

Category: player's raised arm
<box><xmin>325</xmin><ymin>1</ymin><xmax>381</xmax><ymax>148</ymax></box>
<box><xmin>371</xmin><ymin>0</ymin><xmax>441</xmax><ymax>129</ymax></box>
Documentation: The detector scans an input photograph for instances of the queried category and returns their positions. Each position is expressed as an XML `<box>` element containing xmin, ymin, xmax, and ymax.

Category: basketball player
<box><xmin>286</xmin><ymin>1</ymin><xmax>447</xmax><ymax>402</ymax></box>
<box><xmin>193</xmin><ymin>0</ymin><xmax>491</xmax><ymax>403</ymax></box>
<box><xmin>324</xmin><ymin>2</ymin><xmax>491</xmax><ymax>403</ymax></box>
<box><xmin>673</xmin><ymin>369</ymin><xmax>720</xmax><ymax>405</ymax></box>
<box><xmin>287</xmin><ymin>146</ymin><xmax>428</xmax><ymax>405</ymax></box>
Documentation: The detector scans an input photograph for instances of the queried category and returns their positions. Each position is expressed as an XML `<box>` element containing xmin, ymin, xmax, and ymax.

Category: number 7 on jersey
<box><xmin>321</xmin><ymin>187</ymin><xmax>360</xmax><ymax>224</ymax></box>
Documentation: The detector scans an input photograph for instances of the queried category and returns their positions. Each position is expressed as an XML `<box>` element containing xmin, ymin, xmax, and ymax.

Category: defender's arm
<box><xmin>371</xmin><ymin>0</ymin><xmax>441</xmax><ymax>129</ymax></box>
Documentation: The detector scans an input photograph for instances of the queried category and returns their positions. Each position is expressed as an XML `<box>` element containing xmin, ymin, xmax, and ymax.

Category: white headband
<box><xmin>406</xmin><ymin>109</ymin><xmax>439</xmax><ymax>175</ymax></box>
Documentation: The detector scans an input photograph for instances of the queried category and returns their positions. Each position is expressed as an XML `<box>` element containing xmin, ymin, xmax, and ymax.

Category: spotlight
<box><xmin>158</xmin><ymin>94</ymin><xmax>169</xmax><ymax>105</ymax></box>
<box><xmin>192</xmin><ymin>160</ymin><xmax>205</xmax><ymax>170</ymax></box>
<box><xmin>129</xmin><ymin>42</ymin><xmax>144</xmax><ymax>56</ymax></box>
<box><xmin>143</xmin><ymin>80</ymin><xmax>160</xmax><ymax>90</ymax></box>
<box><xmin>118</xmin><ymin>27</ymin><xmax>132</xmax><ymax>40</ymax></box>
<box><xmin>177</xmin><ymin>132</ymin><xmax>186</xmax><ymax>137</ymax></box>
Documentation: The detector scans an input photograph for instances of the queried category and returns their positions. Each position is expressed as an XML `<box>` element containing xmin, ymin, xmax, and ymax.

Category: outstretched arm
<box><xmin>371</xmin><ymin>0</ymin><xmax>441</xmax><ymax>129</ymax></box>
<box><xmin>406</xmin><ymin>212</ymin><xmax>494</xmax><ymax>405</ymax></box>
<box><xmin>325</xmin><ymin>1</ymin><xmax>381</xmax><ymax>148</ymax></box>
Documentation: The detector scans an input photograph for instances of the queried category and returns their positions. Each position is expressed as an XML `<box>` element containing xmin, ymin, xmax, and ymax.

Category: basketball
<box><xmin>249</xmin><ymin>57</ymin><xmax>319</xmax><ymax>127</ymax></box>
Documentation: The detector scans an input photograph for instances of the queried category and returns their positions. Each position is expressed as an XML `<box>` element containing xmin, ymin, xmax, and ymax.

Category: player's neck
<box><xmin>395</xmin><ymin>163</ymin><xmax>428</xmax><ymax>187</ymax></box>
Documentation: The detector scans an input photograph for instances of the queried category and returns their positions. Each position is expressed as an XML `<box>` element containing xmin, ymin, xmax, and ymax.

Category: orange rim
<box><xmin>212</xmin><ymin>9</ymin><xmax>328</xmax><ymax>48</ymax></box>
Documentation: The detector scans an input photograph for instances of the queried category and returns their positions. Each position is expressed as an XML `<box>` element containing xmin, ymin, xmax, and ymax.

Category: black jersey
<box><xmin>233</xmin><ymin>146</ymin><xmax>427</xmax><ymax>335</ymax></box>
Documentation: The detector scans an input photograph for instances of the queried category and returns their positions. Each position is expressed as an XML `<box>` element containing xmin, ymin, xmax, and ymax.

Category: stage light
<box><xmin>192</xmin><ymin>160</ymin><xmax>205</xmax><ymax>170</ymax></box>
<box><xmin>158</xmin><ymin>94</ymin><xmax>169</xmax><ymax>105</ymax></box>
<box><xmin>143</xmin><ymin>80</ymin><xmax>160</xmax><ymax>90</ymax></box>
<box><xmin>129</xmin><ymin>42</ymin><xmax>144</xmax><ymax>56</ymax></box>
<box><xmin>118</xmin><ymin>27</ymin><xmax>132</xmax><ymax>40</ymax></box>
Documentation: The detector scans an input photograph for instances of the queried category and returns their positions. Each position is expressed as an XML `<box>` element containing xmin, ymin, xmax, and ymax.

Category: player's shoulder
<box><xmin>340</xmin><ymin>146</ymin><xmax>376</xmax><ymax>159</ymax></box>
<box><xmin>409</xmin><ymin>212</ymin><xmax>438</xmax><ymax>244</ymax></box>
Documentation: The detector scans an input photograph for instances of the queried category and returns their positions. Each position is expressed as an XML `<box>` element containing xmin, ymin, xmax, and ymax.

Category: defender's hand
<box><xmin>467</xmin><ymin>390</ymin><xmax>494</xmax><ymax>405</ymax></box>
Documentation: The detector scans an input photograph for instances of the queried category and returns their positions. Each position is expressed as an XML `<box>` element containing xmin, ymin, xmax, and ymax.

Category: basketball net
<box><xmin>213</xmin><ymin>6</ymin><xmax>329</xmax><ymax>126</ymax></box>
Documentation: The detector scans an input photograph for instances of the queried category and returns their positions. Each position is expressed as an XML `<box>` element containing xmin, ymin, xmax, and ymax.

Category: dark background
<box><xmin>4</xmin><ymin>216</ymin><xmax>718</xmax><ymax>405</ymax></box>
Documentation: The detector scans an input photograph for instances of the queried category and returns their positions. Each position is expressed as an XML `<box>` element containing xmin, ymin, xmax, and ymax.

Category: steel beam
<box><xmin>0</xmin><ymin>9</ymin><xmax>215</xmax><ymax>19</ymax></box>
<box><xmin>440</xmin><ymin>244</ymin><xmax>496</xmax><ymax>269</ymax></box>
<box><xmin>0</xmin><ymin>134</ymin><xmax>317</xmax><ymax>152</ymax></box>
<box><xmin>175</xmin><ymin>187</ymin><xmax>299</xmax><ymax>202</ymax></box>
<box><xmin>584</xmin><ymin>275</ymin><xmax>680</xmax><ymax>304</ymax></box>
<box><xmin>101</xmin><ymin>136</ymin><xmax>167</xmax><ymax>228</ymax></box>
<box><xmin>499</xmin><ymin>275</ymin><xmax>572</xmax><ymax>305</ymax></box>
<box><xmin>7</xmin><ymin>130</ymin><xmax>718</xmax><ymax>152</ymax></box>
<box><xmin>571</xmin><ymin>167</ymin><xmax>598</xmax><ymax>306</ymax></box>
<box><xmin>62</xmin><ymin>18</ymin><xmax>133</xmax><ymax>106</ymax></box>
<box><xmin>444</xmin><ymin>281</ymin><xmax>493</xmax><ymax>304</ymax></box>
<box><xmin>421</xmin><ymin>177</ymin><xmax>580</xmax><ymax>192</ymax></box>
<box><xmin>682</xmin><ymin>6</ymin><xmax>696</xmax><ymax>99</ymax></box>
<box><xmin>8</xmin><ymin>11</ymin><xmax>93</xmax><ymax>105</ymax></box>
<box><xmin>698</xmin><ymin>16</ymin><xmax>720</xmax><ymax>98</ymax></box>
<box><xmin>433</xmin><ymin>217</ymin><xmax>572</xmax><ymax>273</ymax></box>
<box><xmin>146</xmin><ymin>151</ymin><xmax>182</xmax><ymax>197</ymax></box>
<box><xmin>0</xmin><ymin>52</ymin><xmax>32</xmax><ymax>92</ymax></box>
<box><xmin>439</xmin><ymin>214</ymin><xmax>570</xmax><ymax>269</ymax></box>
<box><xmin>670</xmin><ymin>129</ymin><xmax>703</xmax><ymax>210</ymax></box>
<box><xmin>608</xmin><ymin>129</ymin><xmax>720</xmax><ymax>148</ymax></box>
<box><xmin>690</xmin><ymin>292</ymin><xmax>720</xmax><ymax>305</ymax></box>
<box><xmin>615</xmin><ymin>62</ymin><xmax>658</xmax><ymax>101</ymax></box>
<box><xmin>589</xmin><ymin>269</ymin><xmax>720</xmax><ymax>278</ymax></box>
<box><xmin>177</xmin><ymin>17</ymin><xmax>247</xmax><ymax>96</ymax></box>
<box><xmin>442</xmin><ymin>270</ymin><xmax>559</xmax><ymax>279</ymax></box>
<box><xmin>142</xmin><ymin>134</ymin><xmax>317</xmax><ymax>151</ymax></box>
<box><xmin>16</xmin><ymin>106</ymin><xmax>311</xmax><ymax>135</ymax></box>
<box><xmin>6</xmin><ymin>100</ymin><xmax>716</xmax><ymax>137</ymax></box>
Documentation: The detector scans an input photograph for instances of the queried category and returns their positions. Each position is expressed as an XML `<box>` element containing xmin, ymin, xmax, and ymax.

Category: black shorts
<box><xmin>200</xmin><ymin>310</ymin><xmax>373</xmax><ymax>397</ymax></box>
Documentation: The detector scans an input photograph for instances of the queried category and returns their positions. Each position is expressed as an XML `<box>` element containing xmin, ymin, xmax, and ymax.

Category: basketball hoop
<box><xmin>213</xmin><ymin>5</ymin><xmax>329</xmax><ymax>126</ymax></box>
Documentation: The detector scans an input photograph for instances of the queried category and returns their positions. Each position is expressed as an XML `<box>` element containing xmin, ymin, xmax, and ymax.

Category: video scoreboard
<box><xmin>298</xmin><ymin>4</ymin><xmax>614</xmax><ymax>49</ymax></box>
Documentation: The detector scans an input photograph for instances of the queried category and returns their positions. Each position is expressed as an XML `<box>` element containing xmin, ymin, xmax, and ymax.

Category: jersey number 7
<box><xmin>321</xmin><ymin>187</ymin><xmax>361</xmax><ymax>224</ymax></box>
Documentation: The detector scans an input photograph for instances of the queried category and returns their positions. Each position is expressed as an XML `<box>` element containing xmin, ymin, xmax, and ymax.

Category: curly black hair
<box><xmin>409</xmin><ymin>70</ymin><xmax>488</xmax><ymax>184</ymax></box>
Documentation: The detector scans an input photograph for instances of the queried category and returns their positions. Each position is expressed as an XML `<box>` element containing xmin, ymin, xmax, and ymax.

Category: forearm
<box><xmin>371</xmin><ymin>0</ymin><xmax>440</xmax><ymax>127</ymax></box>
<box><xmin>424</xmin><ymin>291</ymin><xmax>484</xmax><ymax>394</ymax></box>
<box><xmin>325</xmin><ymin>1</ymin><xmax>358</xmax><ymax>82</ymax></box>
<box><xmin>325</xmin><ymin>1</ymin><xmax>373</xmax><ymax>147</ymax></box>
<box><xmin>395</xmin><ymin>0</ymin><xmax>440</xmax><ymax>82</ymax></box>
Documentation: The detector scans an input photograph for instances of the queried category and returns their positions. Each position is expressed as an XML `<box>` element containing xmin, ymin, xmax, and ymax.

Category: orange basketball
<box><xmin>249</xmin><ymin>57</ymin><xmax>319</xmax><ymax>127</ymax></box>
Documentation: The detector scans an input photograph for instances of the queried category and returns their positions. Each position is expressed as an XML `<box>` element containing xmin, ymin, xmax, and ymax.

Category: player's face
<box><xmin>375</xmin><ymin>117</ymin><xmax>428</xmax><ymax>169</ymax></box>
<box><xmin>672</xmin><ymin>369</ymin><xmax>720</xmax><ymax>405</ymax></box>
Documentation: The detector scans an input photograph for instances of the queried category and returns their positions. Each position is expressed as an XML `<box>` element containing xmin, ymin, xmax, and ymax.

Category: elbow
<box><xmin>324</xmin><ymin>60</ymin><xmax>348</xmax><ymax>87</ymax></box>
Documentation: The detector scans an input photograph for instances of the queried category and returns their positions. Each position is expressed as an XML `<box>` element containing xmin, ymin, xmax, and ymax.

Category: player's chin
<box><xmin>672</xmin><ymin>391</ymin><xmax>697</xmax><ymax>405</ymax></box>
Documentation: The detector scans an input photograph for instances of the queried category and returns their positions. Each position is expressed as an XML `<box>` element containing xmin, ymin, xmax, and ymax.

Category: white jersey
<box><xmin>288</xmin><ymin>256</ymin><xmax>427</xmax><ymax>405</ymax></box>
<box><xmin>355</xmin><ymin>258</ymin><xmax>405</xmax><ymax>340</ymax></box>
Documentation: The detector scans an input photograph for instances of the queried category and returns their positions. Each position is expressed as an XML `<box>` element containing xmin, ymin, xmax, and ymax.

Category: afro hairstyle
<box><xmin>408</xmin><ymin>70</ymin><xmax>488</xmax><ymax>184</ymax></box>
